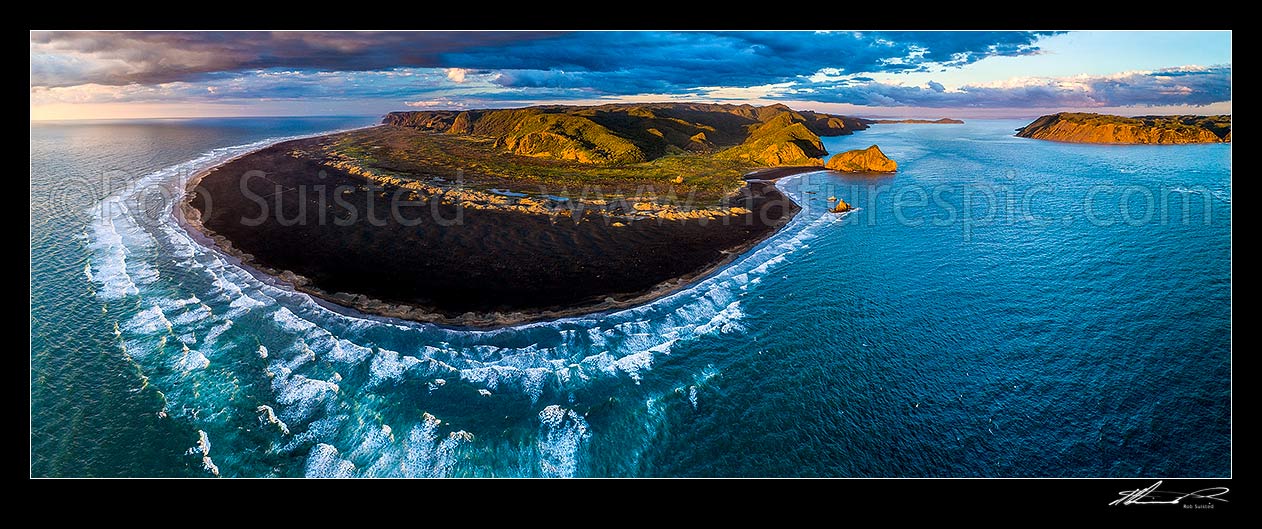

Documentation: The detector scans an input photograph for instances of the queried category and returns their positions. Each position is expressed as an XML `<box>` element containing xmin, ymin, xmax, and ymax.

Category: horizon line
<box><xmin>30</xmin><ymin>109</ymin><xmax>1234</xmax><ymax>123</ymax></box>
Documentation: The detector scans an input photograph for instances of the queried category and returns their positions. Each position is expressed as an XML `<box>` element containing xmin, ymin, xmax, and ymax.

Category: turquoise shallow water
<box><xmin>30</xmin><ymin>117</ymin><xmax>1230</xmax><ymax>477</ymax></box>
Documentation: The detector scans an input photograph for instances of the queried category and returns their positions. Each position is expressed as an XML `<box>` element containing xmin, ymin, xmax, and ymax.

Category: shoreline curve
<box><xmin>175</xmin><ymin>129</ymin><xmax>818</xmax><ymax>330</ymax></box>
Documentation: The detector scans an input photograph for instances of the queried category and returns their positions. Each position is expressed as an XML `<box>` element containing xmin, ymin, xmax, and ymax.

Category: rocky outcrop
<box><xmin>1015</xmin><ymin>113</ymin><xmax>1230</xmax><ymax>144</ymax></box>
<box><xmin>832</xmin><ymin>198</ymin><xmax>852</xmax><ymax>213</ymax></box>
<box><xmin>826</xmin><ymin>145</ymin><xmax>897</xmax><ymax>173</ymax></box>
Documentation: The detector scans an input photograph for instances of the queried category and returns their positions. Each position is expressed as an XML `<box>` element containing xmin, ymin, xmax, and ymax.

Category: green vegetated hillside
<box><xmin>383</xmin><ymin>102</ymin><xmax>871</xmax><ymax>167</ymax></box>
<box><xmin>1015</xmin><ymin>112</ymin><xmax>1231</xmax><ymax>144</ymax></box>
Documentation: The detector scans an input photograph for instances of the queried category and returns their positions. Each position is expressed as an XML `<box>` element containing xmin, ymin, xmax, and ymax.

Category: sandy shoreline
<box><xmin>176</xmin><ymin>132</ymin><xmax>813</xmax><ymax>330</ymax></box>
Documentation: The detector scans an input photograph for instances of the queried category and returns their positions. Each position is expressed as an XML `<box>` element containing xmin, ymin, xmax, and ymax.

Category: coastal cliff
<box><xmin>1015</xmin><ymin>113</ymin><xmax>1230</xmax><ymax>144</ymax></box>
<box><xmin>826</xmin><ymin>145</ymin><xmax>897</xmax><ymax>173</ymax></box>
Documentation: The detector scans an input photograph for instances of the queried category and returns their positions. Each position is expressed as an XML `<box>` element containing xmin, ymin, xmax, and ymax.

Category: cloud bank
<box><xmin>774</xmin><ymin>65</ymin><xmax>1232</xmax><ymax>108</ymax></box>
<box><xmin>30</xmin><ymin>31</ymin><xmax>1231</xmax><ymax>115</ymax></box>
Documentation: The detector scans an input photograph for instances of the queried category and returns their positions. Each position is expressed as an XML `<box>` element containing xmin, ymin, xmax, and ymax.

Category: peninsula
<box><xmin>873</xmin><ymin>118</ymin><xmax>964</xmax><ymax>124</ymax></box>
<box><xmin>182</xmin><ymin>103</ymin><xmax>874</xmax><ymax>327</ymax></box>
<box><xmin>1015</xmin><ymin>112</ymin><xmax>1231</xmax><ymax>144</ymax></box>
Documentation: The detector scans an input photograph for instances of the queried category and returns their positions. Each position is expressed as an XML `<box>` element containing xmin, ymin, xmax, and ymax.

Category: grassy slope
<box><xmin>325</xmin><ymin>127</ymin><xmax>758</xmax><ymax>203</ymax></box>
<box><xmin>347</xmin><ymin>103</ymin><xmax>872</xmax><ymax>203</ymax></box>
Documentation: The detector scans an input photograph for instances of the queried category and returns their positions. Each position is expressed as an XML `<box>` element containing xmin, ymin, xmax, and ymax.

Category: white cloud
<box><xmin>403</xmin><ymin>98</ymin><xmax>467</xmax><ymax>109</ymax></box>
<box><xmin>446</xmin><ymin>68</ymin><xmax>468</xmax><ymax>83</ymax></box>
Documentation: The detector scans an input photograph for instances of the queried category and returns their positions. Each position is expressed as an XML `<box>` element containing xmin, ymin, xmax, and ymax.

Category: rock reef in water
<box><xmin>825</xmin><ymin>145</ymin><xmax>898</xmax><ymax>173</ymax></box>
<box><xmin>1015</xmin><ymin>112</ymin><xmax>1230</xmax><ymax>144</ymax></box>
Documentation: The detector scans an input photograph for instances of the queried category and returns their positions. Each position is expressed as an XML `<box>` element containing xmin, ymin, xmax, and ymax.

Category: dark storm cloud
<box><xmin>29</xmin><ymin>31</ymin><xmax>549</xmax><ymax>87</ymax></box>
<box><xmin>31</xmin><ymin>31</ymin><xmax>1051</xmax><ymax>91</ymax></box>
<box><xmin>452</xmin><ymin>31</ymin><xmax>1054</xmax><ymax>93</ymax></box>
<box><xmin>40</xmin><ymin>31</ymin><xmax>1223</xmax><ymax>111</ymax></box>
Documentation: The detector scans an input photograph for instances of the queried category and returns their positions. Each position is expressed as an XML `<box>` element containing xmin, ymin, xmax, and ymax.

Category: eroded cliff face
<box><xmin>1015</xmin><ymin>113</ymin><xmax>1231</xmax><ymax>144</ymax></box>
<box><xmin>383</xmin><ymin>103</ymin><xmax>873</xmax><ymax>167</ymax></box>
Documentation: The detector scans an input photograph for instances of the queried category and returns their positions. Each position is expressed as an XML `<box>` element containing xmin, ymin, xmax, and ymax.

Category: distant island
<box><xmin>181</xmin><ymin>103</ymin><xmax>882</xmax><ymax>327</ymax></box>
<box><xmin>1016</xmin><ymin>112</ymin><xmax>1231</xmax><ymax>144</ymax></box>
<box><xmin>872</xmin><ymin>118</ymin><xmax>964</xmax><ymax>124</ymax></box>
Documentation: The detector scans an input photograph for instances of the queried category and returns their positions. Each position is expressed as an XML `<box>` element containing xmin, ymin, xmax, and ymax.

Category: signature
<box><xmin>1110</xmin><ymin>481</ymin><xmax>1230</xmax><ymax>506</ymax></box>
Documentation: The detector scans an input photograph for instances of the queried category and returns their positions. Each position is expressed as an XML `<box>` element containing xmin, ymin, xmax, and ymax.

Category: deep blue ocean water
<box><xmin>30</xmin><ymin>117</ymin><xmax>1230</xmax><ymax>477</ymax></box>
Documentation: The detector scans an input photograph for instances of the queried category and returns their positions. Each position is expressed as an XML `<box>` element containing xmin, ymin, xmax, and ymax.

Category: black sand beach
<box><xmin>182</xmin><ymin>134</ymin><xmax>804</xmax><ymax>328</ymax></box>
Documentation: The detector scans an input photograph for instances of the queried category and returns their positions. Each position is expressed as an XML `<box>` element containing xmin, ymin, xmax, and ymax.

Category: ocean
<box><xmin>30</xmin><ymin>117</ymin><xmax>1231</xmax><ymax>477</ymax></box>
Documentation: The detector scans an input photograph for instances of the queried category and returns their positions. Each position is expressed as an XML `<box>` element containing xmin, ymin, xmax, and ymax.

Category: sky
<box><xmin>29</xmin><ymin>30</ymin><xmax>1231</xmax><ymax>121</ymax></box>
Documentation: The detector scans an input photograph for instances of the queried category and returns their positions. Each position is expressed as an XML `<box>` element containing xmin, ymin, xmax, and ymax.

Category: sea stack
<box><xmin>832</xmin><ymin>198</ymin><xmax>853</xmax><ymax>213</ymax></box>
<box><xmin>826</xmin><ymin>145</ymin><xmax>897</xmax><ymax>173</ymax></box>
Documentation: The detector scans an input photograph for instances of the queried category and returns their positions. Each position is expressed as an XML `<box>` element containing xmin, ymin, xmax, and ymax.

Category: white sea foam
<box><xmin>693</xmin><ymin>301</ymin><xmax>745</xmax><ymax>335</ymax></box>
<box><xmin>537</xmin><ymin>405</ymin><xmax>590</xmax><ymax>478</ymax></box>
<box><xmin>176</xmin><ymin>345</ymin><xmax>210</xmax><ymax>372</ymax></box>
<box><xmin>272</xmin><ymin>307</ymin><xmax>318</xmax><ymax>333</ymax></box>
<box><xmin>167</xmin><ymin>304</ymin><xmax>212</xmax><ymax>327</ymax></box>
<box><xmin>460</xmin><ymin>365</ymin><xmax>510</xmax><ymax>391</ymax></box>
<box><xmin>305</xmin><ymin>443</ymin><xmax>355</xmax><ymax>478</ymax></box>
<box><xmin>368</xmin><ymin>348</ymin><xmax>421</xmax><ymax>386</ymax></box>
<box><xmin>280</xmin><ymin>341</ymin><xmax>317</xmax><ymax>371</ymax></box>
<box><xmin>274</xmin><ymin>374</ymin><xmax>340</xmax><ymax>424</ymax></box>
<box><xmin>161</xmin><ymin>295</ymin><xmax>202</xmax><ymax>310</ymax></box>
<box><xmin>202</xmin><ymin>319</ymin><xmax>233</xmax><ymax>346</ymax></box>
<box><xmin>348</xmin><ymin>424</ymin><xmax>394</xmax><ymax>467</ymax></box>
<box><xmin>327</xmin><ymin>338</ymin><xmax>373</xmax><ymax>364</ymax></box>
<box><xmin>83</xmin><ymin>133</ymin><xmax>833</xmax><ymax>478</ymax></box>
<box><xmin>86</xmin><ymin>212</ymin><xmax>140</xmax><ymax>300</ymax></box>
<box><xmin>579</xmin><ymin>352</ymin><xmax>617</xmax><ymax>378</ymax></box>
<box><xmin>353</xmin><ymin>426</ymin><xmax>396</xmax><ymax>477</ymax></box>
<box><xmin>125</xmin><ymin>305</ymin><xmax>173</xmax><ymax>335</ymax></box>
<box><xmin>177</xmin><ymin>331</ymin><xmax>197</xmax><ymax>346</ymax></box>
<box><xmin>229</xmin><ymin>292</ymin><xmax>267</xmax><ymax>311</ymax></box>
<box><xmin>613</xmin><ymin>350</ymin><xmax>654</xmax><ymax>383</ymax></box>
<box><xmin>280</xmin><ymin>415</ymin><xmax>346</xmax><ymax>453</ymax></box>
<box><xmin>384</xmin><ymin>412</ymin><xmax>474</xmax><ymax>478</ymax></box>
<box><xmin>520</xmin><ymin>368</ymin><xmax>551</xmax><ymax>404</ymax></box>
<box><xmin>130</xmin><ymin>260</ymin><xmax>160</xmax><ymax>287</ymax></box>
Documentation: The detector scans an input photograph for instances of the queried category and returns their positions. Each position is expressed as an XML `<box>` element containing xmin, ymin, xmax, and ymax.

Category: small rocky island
<box><xmin>825</xmin><ymin>145</ymin><xmax>898</xmax><ymax>173</ymax></box>
<box><xmin>183</xmin><ymin>103</ymin><xmax>876</xmax><ymax>327</ymax></box>
<box><xmin>1016</xmin><ymin>112</ymin><xmax>1231</xmax><ymax>144</ymax></box>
